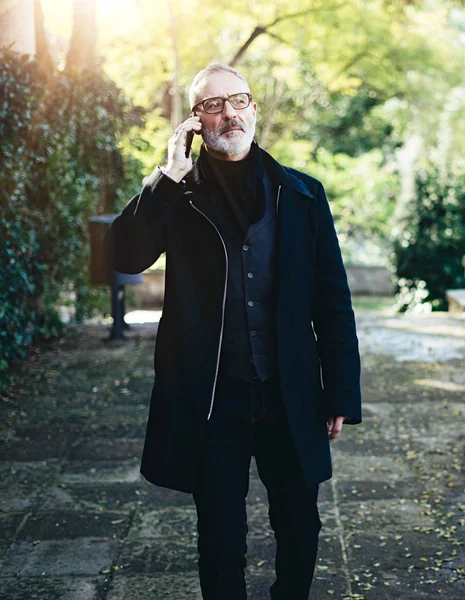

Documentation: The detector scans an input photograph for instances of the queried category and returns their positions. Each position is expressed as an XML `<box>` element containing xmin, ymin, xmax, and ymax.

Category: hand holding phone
<box><xmin>165</xmin><ymin>115</ymin><xmax>201</xmax><ymax>182</ymax></box>
<box><xmin>184</xmin><ymin>112</ymin><xmax>197</xmax><ymax>158</ymax></box>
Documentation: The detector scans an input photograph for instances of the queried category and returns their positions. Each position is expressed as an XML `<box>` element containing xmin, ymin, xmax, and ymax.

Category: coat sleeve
<box><xmin>312</xmin><ymin>181</ymin><xmax>362</xmax><ymax>424</ymax></box>
<box><xmin>106</xmin><ymin>170</ymin><xmax>185</xmax><ymax>274</ymax></box>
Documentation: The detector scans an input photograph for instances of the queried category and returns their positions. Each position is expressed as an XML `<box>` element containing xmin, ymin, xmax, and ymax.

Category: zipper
<box><xmin>189</xmin><ymin>183</ymin><xmax>281</xmax><ymax>420</ymax></box>
<box><xmin>189</xmin><ymin>200</ymin><xmax>229</xmax><ymax>420</ymax></box>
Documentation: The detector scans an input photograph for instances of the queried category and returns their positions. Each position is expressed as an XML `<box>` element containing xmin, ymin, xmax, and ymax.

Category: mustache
<box><xmin>218</xmin><ymin>120</ymin><xmax>245</xmax><ymax>134</ymax></box>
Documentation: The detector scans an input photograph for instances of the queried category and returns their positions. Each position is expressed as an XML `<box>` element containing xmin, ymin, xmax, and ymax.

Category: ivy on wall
<box><xmin>0</xmin><ymin>47</ymin><xmax>144</xmax><ymax>390</ymax></box>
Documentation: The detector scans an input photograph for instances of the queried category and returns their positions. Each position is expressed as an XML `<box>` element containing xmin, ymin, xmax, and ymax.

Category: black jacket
<box><xmin>109</xmin><ymin>147</ymin><xmax>362</xmax><ymax>493</ymax></box>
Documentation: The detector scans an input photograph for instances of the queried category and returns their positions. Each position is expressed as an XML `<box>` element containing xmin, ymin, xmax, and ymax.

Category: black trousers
<box><xmin>192</xmin><ymin>376</ymin><xmax>321</xmax><ymax>600</ymax></box>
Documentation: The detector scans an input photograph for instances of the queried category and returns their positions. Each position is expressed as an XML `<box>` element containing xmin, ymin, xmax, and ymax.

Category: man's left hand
<box><xmin>327</xmin><ymin>416</ymin><xmax>349</xmax><ymax>440</ymax></box>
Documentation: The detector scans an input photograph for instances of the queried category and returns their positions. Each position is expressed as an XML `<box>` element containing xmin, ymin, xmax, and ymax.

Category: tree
<box><xmin>0</xmin><ymin>0</ymin><xmax>36</xmax><ymax>55</ymax></box>
<box><xmin>66</xmin><ymin>0</ymin><xmax>97</xmax><ymax>72</ymax></box>
<box><xmin>33</xmin><ymin>0</ymin><xmax>53</xmax><ymax>71</ymax></box>
<box><xmin>0</xmin><ymin>0</ymin><xmax>52</xmax><ymax>71</ymax></box>
<box><xmin>84</xmin><ymin>0</ymin><xmax>465</xmax><ymax>266</ymax></box>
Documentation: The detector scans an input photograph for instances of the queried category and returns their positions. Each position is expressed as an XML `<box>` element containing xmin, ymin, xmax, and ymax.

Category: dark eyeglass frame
<box><xmin>191</xmin><ymin>92</ymin><xmax>253</xmax><ymax>114</ymax></box>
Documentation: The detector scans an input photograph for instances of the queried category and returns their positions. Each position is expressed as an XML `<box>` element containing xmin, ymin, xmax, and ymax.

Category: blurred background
<box><xmin>1</xmin><ymin>0</ymin><xmax>465</xmax><ymax>389</ymax></box>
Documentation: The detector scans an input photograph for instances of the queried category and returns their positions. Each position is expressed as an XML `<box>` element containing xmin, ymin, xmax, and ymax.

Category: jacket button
<box><xmin>248</xmin><ymin>301</ymin><xmax>254</xmax><ymax>307</ymax></box>
<box><xmin>247</xmin><ymin>272</ymin><xmax>254</xmax><ymax>278</ymax></box>
<box><xmin>250</xmin><ymin>330</ymin><xmax>257</xmax><ymax>337</ymax></box>
<box><xmin>242</xmin><ymin>244</ymin><xmax>249</xmax><ymax>251</ymax></box>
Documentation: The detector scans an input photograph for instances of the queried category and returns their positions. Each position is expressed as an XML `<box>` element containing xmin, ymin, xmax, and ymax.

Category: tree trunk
<box><xmin>65</xmin><ymin>0</ymin><xmax>97</xmax><ymax>72</ymax></box>
<box><xmin>167</xmin><ymin>0</ymin><xmax>182</xmax><ymax>127</ymax></box>
<box><xmin>34</xmin><ymin>0</ymin><xmax>54</xmax><ymax>71</ymax></box>
<box><xmin>0</xmin><ymin>0</ymin><xmax>36</xmax><ymax>55</ymax></box>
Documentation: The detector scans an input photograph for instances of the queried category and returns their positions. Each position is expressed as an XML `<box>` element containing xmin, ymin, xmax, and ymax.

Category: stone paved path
<box><xmin>1</xmin><ymin>306</ymin><xmax>464</xmax><ymax>599</ymax></box>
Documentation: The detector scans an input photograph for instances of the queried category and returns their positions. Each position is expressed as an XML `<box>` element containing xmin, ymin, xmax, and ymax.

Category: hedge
<box><xmin>0</xmin><ymin>47</ymin><xmax>143</xmax><ymax>391</ymax></box>
<box><xmin>393</xmin><ymin>166</ymin><xmax>465</xmax><ymax>311</ymax></box>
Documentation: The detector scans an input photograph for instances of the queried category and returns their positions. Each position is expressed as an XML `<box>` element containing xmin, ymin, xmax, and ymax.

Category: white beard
<box><xmin>201</xmin><ymin>117</ymin><xmax>256</xmax><ymax>156</ymax></box>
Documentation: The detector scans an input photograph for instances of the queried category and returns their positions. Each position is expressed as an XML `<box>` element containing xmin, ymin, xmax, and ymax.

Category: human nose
<box><xmin>222</xmin><ymin>99</ymin><xmax>237</xmax><ymax>119</ymax></box>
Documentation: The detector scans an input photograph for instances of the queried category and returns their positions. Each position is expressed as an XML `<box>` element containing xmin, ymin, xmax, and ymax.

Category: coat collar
<box><xmin>185</xmin><ymin>142</ymin><xmax>314</xmax><ymax>200</ymax></box>
<box><xmin>260</xmin><ymin>147</ymin><xmax>314</xmax><ymax>199</ymax></box>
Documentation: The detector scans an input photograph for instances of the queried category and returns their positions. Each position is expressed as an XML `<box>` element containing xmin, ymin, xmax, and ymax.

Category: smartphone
<box><xmin>185</xmin><ymin>112</ymin><xmax>196</xmax><ymax>158</ymax></box>
<box><xmin>185</xmin><ymin>130</ymin><xmax>194</xmax><ymax>158</ymax></box>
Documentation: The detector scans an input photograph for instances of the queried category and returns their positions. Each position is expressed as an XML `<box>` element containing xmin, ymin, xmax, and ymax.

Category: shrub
<box><xmin>0</xmin><ymin>47</ymin><xmax>144</xmax><ymax>390</ymax></box>
<box><xmin>393</xmin><ymin>166</ymin><xmax>465</xmax><ymax>311</ymax></box>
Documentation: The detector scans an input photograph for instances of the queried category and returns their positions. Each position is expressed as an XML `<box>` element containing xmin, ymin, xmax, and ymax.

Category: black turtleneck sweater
<box><xmin>196</xmin><ymin>140</ymin><xmax>266</xmax><ymax>238</ymax></box>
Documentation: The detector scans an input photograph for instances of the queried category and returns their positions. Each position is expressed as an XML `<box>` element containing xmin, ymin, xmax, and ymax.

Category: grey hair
<box><xmin>188</xmin><ymin>63</ymin><xmax>250</xmax><ymax>109</ymax></box>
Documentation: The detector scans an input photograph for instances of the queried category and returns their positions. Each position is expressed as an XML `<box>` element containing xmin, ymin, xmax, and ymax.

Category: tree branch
<box><xmin>266</xmin><ymin>52</ymin><xmax>369</xmax><ymax>148</ymax></box>
<box><xmin>333</xmin><ymin>51</ymin><xmax>368</xmax><ymax>82</ymax></box>
<box><xmin>266</xmin><ymin>31</ymin><xmax>289</xmax><ymax>45</ymax></box>
<box><xmin>229</xmin><ymin>4</ymin><xmax>346</xmax><ymax>66</ymax></box>
<box><xmin>230</xmin><ymin>26</ymin><xmax>266</xmax><ymax>67</ymax></box>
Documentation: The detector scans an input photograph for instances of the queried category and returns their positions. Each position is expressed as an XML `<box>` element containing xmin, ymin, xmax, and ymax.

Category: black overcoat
<box><xmin>109</xmin><ymin>147</ymin><xmax>362</xmax><ymax>493</ymax></box>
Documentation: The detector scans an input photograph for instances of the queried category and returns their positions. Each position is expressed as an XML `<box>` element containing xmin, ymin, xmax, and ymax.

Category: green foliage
<box><xmin>267</xmin><ymin>142</ymin><xmax>399</xmax><ymax>265</ymax></box>
<box><xmin>97</xmin><ymin>0</ymin><xmax>465</xmax><ymax>275</ymax></box>
<box><xmin>1</xmin><ymin>0</ymin><xmax>462</xmax><ymax>389</ymax></box>
<box><xmin>393</xmin><ymin>166</ymin><xmax>465</xmax><ymax>311</ymax></box>
<box><xmin>0</xmin><ymin>47</ymin><xmax>144</xmax><ymax>390</ymax></box>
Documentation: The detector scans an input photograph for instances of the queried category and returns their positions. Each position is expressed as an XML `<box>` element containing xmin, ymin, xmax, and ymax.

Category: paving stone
<box><xmin>138</xmin><ymin>483</ymin><xmax>195</xmax><ymax>507</ymax></box>
<box><xmin>0</xmin><ymin>460</ymin><xmax>61</xmax><ymax>487</ymax></box>
<box><xmin>0</xmin><ymin>512</ymin><xmax>25</xmax><ymax>558</ymax></box>
<box><xmin>244</xmin><ymin>568</ymin><xmax>276</xmax><ymax>600</ymax></box>
<box><xmin>16</xmin><ymin>511</ymin><xmax>130</xmax><ymax>541</ymax></box>
<box><xmin>117</xmin><ymin>515</ymin><xmax>343</xmax><ymax>578</ymax></box>
<box><xmin>59</xmin><ymin>459</ymin><xmax>142</xmax><ymax>484</ymax></box>
<box><xmin>395</xmin><ymin>400</ymin><xmax>465</xmax><ymax>431</ymax></box>
<box><xmin>0</xmin><ymin>424</ymin><xmax>81</xmax><ymax>461</ymax></box>
<box><xmin>318</xmin><ymin>480</ymin><xmax>333</xmax><ymax>504</ymax></box>
<box><xmin>339</xmin><ymin>498</ymin><xmax>437</xmax><ymax>534</ymax></box>
<box><xmin>332</xmin><ymin>434</ymin><xmax>405</xmax><ymax>456</ymax></box>
<box><xmin>105</xmin><ymin>572</ymin><xmax>203</xmax><ymax>600</ymax></box>
<box><xmin>80</xmin><ymin>422</ymin><xmax>147</xmax><ymax>440</ymax></box>
<box><xmin>40</xmin><ymin>483</ymin><xmax>140</xmax><ymax>513</ymax></box>
<box><xmin>90</xmin><ymin>406</ymin><xmax>150</xmax><ymax>422</ymax></box>
<box><xmin>242</xmin><ymin>564</ymin><xmax>349</xmax><ymax>600</ymax></box>
<box><xmin>0</xmin><ymin>485</ymin><xmax>39</xmax><ymax>512</ymax></box>
<box><xmin>0</xmin><ymin>511</ymin><xmax>25</xmax><ymax>541</ymax></box>
<box><xmin>336</xmin><ymin>478</ymin><xmax>420</xmax><ymax>501</ymax></box>
<box><xmin>350</xmin><ymin>566</ymin><xmax>465</xmax><ymax>599</ymax></box>
<box><xmin>247</xmin><ymin>531</ymin><xmax>343</xmax><ymax>568</ymax></box>
<box><xmin>116</xmin><ymin>539</ymin><xmax>199</xmax><ymax>573</ymax></box>
<box><xmin>2</xmin><ymin>314</ymin><xmax>465</xmax><ymax>599</ymax></box>
<box><xmin>314</xmin><ymin>535</ymin><xmax>346</xmax><ymax>570</ymax></box>
<box><xmin>345</xmin><ymin>531</ymin><xmax>465</xmax><ymax>571</ymax></box>
<box><xmin>67</xmin><ymin>439</ymin><xmax>143</xmax><ymax>461</ymax></box>
<box><xmin>331</xmin><ymin>453</ymin><xmax>413</xmax><ymax>481</ymax></box>
<box><xmin>0</xmin><ymin>575</ymin><xmax>105</xmax><ymax>600</ymax></box>
<box><xmin>103</xmin><ymin>383</ymin><xmax>153</xmax><ymax>404</ymax></box>
<box><xmin>0</xmin><ymin>539</ymin><xmax>119</xmax><ymax>576</ymax></box>
<box><xmin>106</xmin><ymin>562</ymin><xmax>347</xmax><ymax>600</ymax></box>
<box><xmin>41</xmin><ymin>481</ymin><xmax>194</xmax><ymax>514</ymax></box>
<box><xmin>309</xmin><ymin>569</ymin><xmax>349</xmax><ymax>599</ymax></box>
<box><xmin>5</xmin><ymin>405</ymin><xmax>100</xmax><ymax>424</ymax></box>
<box><xmin>128</xmin><ymin>507</ymin><xmax>198</xmax><ymax>540</ymax></box>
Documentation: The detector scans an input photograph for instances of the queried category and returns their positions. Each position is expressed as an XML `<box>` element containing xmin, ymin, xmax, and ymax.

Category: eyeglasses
<box><xmin>192</xmin><ymin>92</ymin><xmax>252</xmax><ymax>114</ymax></box>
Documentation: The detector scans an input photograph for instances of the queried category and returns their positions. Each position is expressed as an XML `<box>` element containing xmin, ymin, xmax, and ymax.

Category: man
<box><xmin>109</xmin><ymin>63</ymin><xmax>362</xmax><ymax>600</ymax></box>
